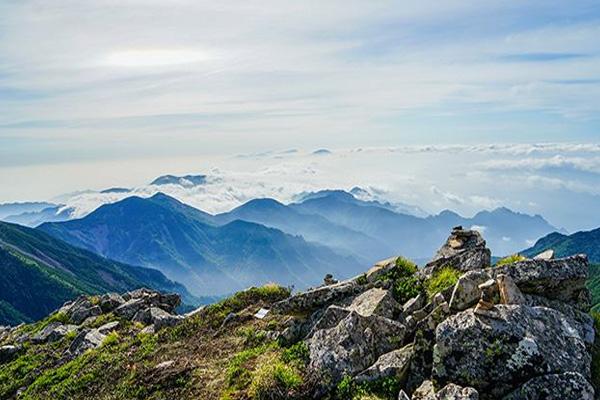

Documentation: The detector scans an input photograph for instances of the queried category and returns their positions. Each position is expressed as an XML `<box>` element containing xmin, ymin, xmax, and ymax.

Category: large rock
<box><xmin>31</xmin><ymin>322</ymin><xmax>78</xmax><ymax>344</ymax></box>
<box><xmin>67</xmin><ymin>329</ymin><xmax>106</xmax><ymax>357</ymax></box>
<box><xmin>99</xmin><ymin>293</ymin><xmax>125</xmax><ymax>313</ymax></box>
<box><xmin>503</xmin><ymin>371</ymin><xmax>594</xmax><ymax>400</ymax></box>
<box><xmin>354</xmin><ymin>344</ymin><xmax>413</xmax><ymax>384</ymax></box>
<box><xmin>308</xmin><ymin>311</ymin><xmax>406</xmax><ymax>384</ymax></box>
<box><xmin>421</xmin><ymin>227</ymin><xmax>491</xmax><ymax>276</ymax></box>
<box><xmin>114</xmin><ymin>298</ymin><xmax>147</xmax><ymax>320</ymax></box>
<box><xmin>133</xmin><ymin>307</ymin><xmax>182</xmax><ymax>330</ymax></box>
<box><xmin>490</xmin><ymin>255</ymin><xmax>589</xmax><ymax>308</ymax></box>
<box><xmin>272</xmin><ymin>280</ymin><xmax>361</xmax><ymax>314</ymax></box>
<box><xmin>125</xmin><ymin>288</ymin><xmax>180</xmax><ymax>312</ymax></box>
<box><xmin>433</xmin><ymin>305</ymin><xmax>591</xmax><ymax>398</ymax></box>
<box><xmin>348</xmin><ymin>288</ymin><xmax>399</xmax><ymax>319</ymax></box>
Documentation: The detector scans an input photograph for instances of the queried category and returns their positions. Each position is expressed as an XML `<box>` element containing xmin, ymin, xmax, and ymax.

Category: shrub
<box><xmin>395</xmin><ymin>257</ymin><xmax>418</xmax><ymax>277</ymax></box>
<box><xmin>495</xmin><ymin>254</ymin><xmax>527</xmax><ymax>266</ymax></box>
<box><xmin>393</xmin><ymin>276</ymin><xmax>423</xmax><ymax>304</ymax></box>
<box><xmin>425</xmin><ymin>266</ymin><xmax>461</xmax><ymax>298</ymax></box>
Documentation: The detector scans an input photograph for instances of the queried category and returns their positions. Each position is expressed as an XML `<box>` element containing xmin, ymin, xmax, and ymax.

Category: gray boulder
<box><xmin>125</xmin><ymin>288</ymin><xmax>180</xmax><ymax>312</ymax></box>
<box><xmin>421</xmin><ymin>227</ymin><xmax>491</xmax><ymax>276</ymax></box>
<box><xmin>70</xmin><ymin>305</ymin><xmax>102</xmax><ymax>325</ymax></box>
<box><xmin>67</xmin><ymin>329</ymin><xmax>106</xmax><ymax>357</ymax></box>
<box><xmin>114</xmin><ymin>298</ymin><xmax>147</xmax><ymax>320</ymax></box>
<box><xmin>354</xmin><ymin>344</ymin><xmax>413</xmax><ymax>384</ymax></box>
<box><xmin>533</xmin><ymin>249</ymin><xmax>554</xmax><ymax>260</ymax></box>
<box><xmin>433</xmin><ymin>305</ymin><xmax>591</xmax><ymax>398</ymax></box>
<box><xmin>97</xmin><ymin>321</ymin><xmax>120</xmax><ymax>335</ymax></box>
<box><xmin>348</xmin><ymin>287</ymin><xmax>399</xmax><ymax>319</ymax></box>
<box><xmin>503</xmin><ymin>371</ymin><xmax>594</xmax><ymax>400</ymax></box>
<box><xmin>152</xmin><ymin>308</ymin><xmax>183</xmax><ymax>330</ymax></box>
<box><xmin>31</xmin><ymin>322</ymin><xmax>78</xmax><ymax>344</ymax></box>
<box><xmin>403</xmin><ymin>294</ymin><xmax>425</xmax><ymax>315</ymax></box>
<box><xmin>490</xmin><ymin>255</ymin><xmax>589</xmax><ymax>308</ymax></box>
<box><xmin>308</xmin><ymin>311</ymin><xmax>406</xmax><ymax>384</ymax></box>
<box><xmin>99</xmin><ymin>293</ymin><xmax>125</xmax><ymax>313</ymax></box>
<box><xmin>308</xmin><ymin>305</ymin><xmax>351</xmax><ymax>336</ymax></box>
<box><xmin>272</xmin><ymin>279</ymin><xmax>360</xmax><ymax>314</ymax></box>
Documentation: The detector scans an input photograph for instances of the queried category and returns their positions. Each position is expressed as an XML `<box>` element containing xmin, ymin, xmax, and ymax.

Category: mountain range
<box><xmin>0</xmin><ymin>221</ymin><xmax>195</xmax><ymax>325</ymax></box>
<box><xmin>39</xmin><ymin>193</ymin><xmax>361</xmax><ymax>296</ymax></box>
<box><xmin>523</xmin><ymin>227</ymin><xmax>600</xmax><ymax>263</ymax></box>
<box><xmin>33</xmin><ymin>188</ymin><xmax>559</xmax><ymax>297</ymax></box>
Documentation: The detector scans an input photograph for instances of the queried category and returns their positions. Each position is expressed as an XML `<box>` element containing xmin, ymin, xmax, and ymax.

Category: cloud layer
<box><xmin>5</xmin><ymin>142</ymin><xmax>593</xmax><ymax>234</ymax></box>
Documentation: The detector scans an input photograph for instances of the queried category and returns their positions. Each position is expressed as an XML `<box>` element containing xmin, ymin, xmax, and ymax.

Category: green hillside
<box><xmin>0</xmin><ymin>221</ymin><xmax>195</xmax><ymax>325</ymax></box>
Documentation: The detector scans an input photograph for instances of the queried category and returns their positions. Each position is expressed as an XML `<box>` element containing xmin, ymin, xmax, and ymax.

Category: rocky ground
<box><xmin>0</xmin><ymin>227</ymin><xmax>597</xmax><ymax>399</ymax></box>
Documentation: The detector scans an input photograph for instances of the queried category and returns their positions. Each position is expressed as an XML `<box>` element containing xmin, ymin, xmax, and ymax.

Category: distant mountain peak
<box><xmin>150</xmin><ymin>174</ymin><xmax>207</xmax><ymax>187</ymax></box>
<box><xmin>100</xmin><ymin>187</ymin><xmax>131</xmax><ymax>194</ymax></box>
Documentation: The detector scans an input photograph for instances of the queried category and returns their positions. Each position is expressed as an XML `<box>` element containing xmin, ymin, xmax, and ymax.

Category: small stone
<box><xmin>496</xmin><ymin>274</ymin><xmax>525</xmax><ymax>305</ymax></box>
<box><xmin>433</xmin><ymin>292</ymin><xmax>445</xmax><ymax>306</ymax></box>
<box><xmin>155</xmin><ymin>360</ymin><xmax>174</xmax><ymax>370</ymax></box>
<box><xmin>398</xmin><ymin>390</ymin><xmax>410</xmax><ymax>400</ymax></box>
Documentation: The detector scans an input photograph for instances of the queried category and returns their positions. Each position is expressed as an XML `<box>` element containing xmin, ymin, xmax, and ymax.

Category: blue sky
<box><xmin>0</xmin><ymin>1</ymin><xmax>599</xmax><ymax>230</ymax></box>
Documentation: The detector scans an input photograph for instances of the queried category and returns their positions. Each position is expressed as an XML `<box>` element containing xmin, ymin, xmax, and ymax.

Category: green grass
<box><xmin>167</xmin><ymin>284</ymin><xmax>290</xmax><ymax>341</ymax></box>
<box><xmin>495</xmin><ymin>254</ymin><xmax>527</xmax><ymax>266</ymax></box>
<box><xmin>375</xmin><ymin>256</ymin><xmax>424</xmax><ymax>304</ymax></box>
<box><xmin>248</xmin><ymin>358</ymin><xmax>302</xmax><ymax>399</ymax></box>
<box><xmin>335</xmin><ymin>375</ymin><xmax>401</xmax><ymax>400</ymax></box>
<box><xmin>425</xmin><ymin>266</ymin><xmax>461</xmax><ymax>298</ymax></box>
<box><xmin>591</xmin><ymin>311</ymin><xmax>600</xmax><ymax>392</ymax></box>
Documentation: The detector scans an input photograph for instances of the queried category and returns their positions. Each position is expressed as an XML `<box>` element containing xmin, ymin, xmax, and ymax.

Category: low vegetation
<box><xmin>495</xmin><ymin>254</ymin><xmax>527</xmax><ymax>266</ymax></box>
<box><xmin>0</xmin><ymin>284</ymin><xmax>296</xmax><ymax>400</ymax></box>
<box><xmin>425</xmin><ymin>266</ymin><xmax>461</xmax><ymax>299</ymax></box>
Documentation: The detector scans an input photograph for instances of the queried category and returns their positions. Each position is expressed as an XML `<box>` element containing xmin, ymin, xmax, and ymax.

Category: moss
<box><xmin>425</xmin><ymin>266</ymin><xmax>461</xmax><ymax>298</ymax></box>
<box><xmin>495</xmin><ymin>254</ymin><xmax>527</xmax><ymax>266</ymax></box>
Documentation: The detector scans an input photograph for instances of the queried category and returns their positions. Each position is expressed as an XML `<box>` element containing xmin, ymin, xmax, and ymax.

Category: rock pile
<box><xmin>0</xmin><ymin>288</ymin><xmax>182</xmax><ymax>361</ymax></box>
<box><xmin>272</xmin><ymin>227</ymin><xmax>595</xmax><ymax>399</ymax></box>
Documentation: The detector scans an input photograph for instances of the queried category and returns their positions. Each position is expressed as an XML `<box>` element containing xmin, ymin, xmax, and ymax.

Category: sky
<box><xmin>1</xmin><ymin>1</ymin><xmax>600</xmax><ymax>231</ymax></box>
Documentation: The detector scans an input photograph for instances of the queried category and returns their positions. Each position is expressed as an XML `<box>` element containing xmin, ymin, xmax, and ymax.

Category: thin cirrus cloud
<box><xmin>101</xmin><ymin>48</ymin><xmax>216</xmax><ymax>68</ymax></box>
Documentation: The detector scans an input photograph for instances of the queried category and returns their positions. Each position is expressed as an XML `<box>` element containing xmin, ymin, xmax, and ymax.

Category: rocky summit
<box><xmin>0</xmin><ymin>227</ymin><xmax>597</xmax><ymax>399</ymax></box>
